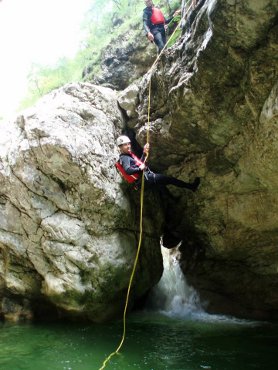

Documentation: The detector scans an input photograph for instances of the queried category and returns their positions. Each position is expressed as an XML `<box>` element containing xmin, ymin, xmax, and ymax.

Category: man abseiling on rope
<box><xmin>115</xmin><ymin>135</ymin><xmax>200</xmax><ymax>191</ymax></box>
<box><xmin>143</xmin><ymin>0</ymin><xmax>181</xmax><ymax>53</ymax></box>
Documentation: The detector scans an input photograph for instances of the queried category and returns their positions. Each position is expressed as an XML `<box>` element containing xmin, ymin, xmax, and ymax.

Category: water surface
<box><xmin>1</xmin><ymin>312</ymin><xmax>277</xmax><ymax>370</ymax></box>
<box><xmin>1</xmin><ymin>247</ymin><xmax>277</xmax><ymax>369</ymax></box>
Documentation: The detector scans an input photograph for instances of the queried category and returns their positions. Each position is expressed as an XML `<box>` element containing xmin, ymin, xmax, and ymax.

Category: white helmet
<box><xmin>116</xmin><ymin>135</ymin><xmax>131</xmax><ymax>146</ymax></box>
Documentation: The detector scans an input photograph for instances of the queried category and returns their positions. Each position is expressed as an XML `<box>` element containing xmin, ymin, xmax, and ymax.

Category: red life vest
<box><xmin>115</xmin><ymin>152</ymin><xmax>144</xmax><ymax>184</ymax></box>
<box><xmin>150</xmin><ymin>7</ymin><xmax>165</xmax><ymax>25</ymax></box>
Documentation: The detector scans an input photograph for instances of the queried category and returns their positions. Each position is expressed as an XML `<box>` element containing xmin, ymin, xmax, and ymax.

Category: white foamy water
<box><xmin>148</xmin><ymin>245</ymin><xmax>258</xmax><ymax>325</ymax></box>
<box><xmin>148</xmin><ymin>245</ymin><xmax>204</xmax><ymax>318</ymax></box>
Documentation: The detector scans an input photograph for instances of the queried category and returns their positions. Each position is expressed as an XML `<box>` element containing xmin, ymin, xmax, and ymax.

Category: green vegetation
<box><xmin>19</xmin><ymin>58</ymin><xmax>82</xmax><ymax>109</ymax></box>
<box><xmin>166</xmin><ymin>14</ymin><xmax>182</xmax><ymax>47</ymax></box>
<box><xmin>20</xmin><ymin>0</ymin><xmax>182</xmax><ymax>111</ymax></box>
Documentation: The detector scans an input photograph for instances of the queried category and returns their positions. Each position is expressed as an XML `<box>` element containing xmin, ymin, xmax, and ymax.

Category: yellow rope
<box><xmin>99</xmin><ymin>3</ymin><xmax>195</xmax><ymax>369</ymax></box>
<box><xmin>99</xmin><ymin>173</ymin><xmax>145</xmax><ymax>370</ymax></box>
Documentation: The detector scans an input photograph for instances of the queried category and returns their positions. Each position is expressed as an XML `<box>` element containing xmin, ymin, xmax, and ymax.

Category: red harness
<box><xmin>115</xmin><ymin>152</ymin><xmax>144</xmax><ymax>184</ymax></box>
<box><xmin>150</xmin><ymin>7</ymin><xmax>165</xmax><ymax>25</ymax></box>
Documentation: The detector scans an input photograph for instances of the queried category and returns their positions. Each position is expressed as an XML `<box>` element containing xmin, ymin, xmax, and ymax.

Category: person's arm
<box><xmin>165</xmin><ymin>16</ymin><xmax>173</xmax><ymax>24</ymax></box>
<box><xmin>165</xmin><ymin>9</ymin><xmax>181</xmax><ymax>24</ymax></box>
<box><xmin>140</xmin><ymin>143</ymin><xmax>149</xmax><ymax>161</ymax></box>
<box><xmin>139</xmin><ymin>143</ymin><xmax>149</xmax><ymax>169</ymax></box>
<box><xmin>140</xmin><ymin>153</ymin><xmax>146</xmax><ymax>162</ymax></box>
<box><xmin>121</xmin><ymin>155</ymin><xmax>142</xmax><ymax>175</ymax></box>
<box><xmin>143</xmin><ymin>10</ymin><xmax>151</xmax><ymax>33</ymax></box>
<box><xmin>143</xmin><ymin>8</ymin><xmax>154</xmax><ymax>42</ymax></box>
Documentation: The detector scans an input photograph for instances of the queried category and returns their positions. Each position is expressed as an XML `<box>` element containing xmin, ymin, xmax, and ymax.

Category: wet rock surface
<box><xmin>0</xmin><ymin>82</ymin><xmax>163</xmax><ymax>322</ymax></box>
<box><xmin>131</xmin><ymin>0</ymin><xmax>278</xmax><ymax>319</ymax></box>
<box><xmin>1</xmin><ymin>0</ymin><xmax>278</xmax><ymax>322</ymax></box>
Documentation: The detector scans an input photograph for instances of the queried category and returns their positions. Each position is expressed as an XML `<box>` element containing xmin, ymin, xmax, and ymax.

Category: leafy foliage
<box><xmin>166</xmin><ymin>14</ymin><xmax>182</xmax><ymax>47</ymax></box>
<box><xmin>20</xmin><ymin>0</ymin><xmax>182</xmax><ymax>110</ymax></box>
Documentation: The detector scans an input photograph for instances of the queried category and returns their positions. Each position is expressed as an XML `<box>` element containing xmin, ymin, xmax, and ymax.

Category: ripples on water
<box><xmin>0</xmin><ymin>315</ymin><xmax>277</xmax><ymax>370</ymax></box>
<box><xmin>1</xmin><ymin>246</ymin><xmax>278</xmax><ymax>369</ymax></box>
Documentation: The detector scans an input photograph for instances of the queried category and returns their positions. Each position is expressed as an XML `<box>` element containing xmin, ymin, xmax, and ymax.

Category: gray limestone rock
<box><xmin>1</xmin><ymin>0</ymin><xmax>277</xmax><ymax>322</ymax></box>
<box><xmin>118</xmin><ymin>83</ymin><xmax>140</xmax><ymax>118</ymax></box>
<box><xmin>0</xmin><ymin>82</ymin><xmax>163</xmax><ymax>322</ymax></box>
<box><xmin>82</xmin><ymin>24</ymin><xmax>156</xmax><ymax>90</ymax></box>
<box><xmin>133</xmin><ymin>0</ymin><xmax>278</xmax><ymax>319</ymax></box>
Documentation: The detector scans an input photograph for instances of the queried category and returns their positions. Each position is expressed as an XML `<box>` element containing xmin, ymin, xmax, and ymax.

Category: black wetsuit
<box><xmin>143</xmin><ymin>6</ymin><xmax>173</xmax><ymax>53</ymax></box>
<box><xmin>119</xmin><ymin>152</ymin><xmax>199</xmax><ymax>190</ymax></box>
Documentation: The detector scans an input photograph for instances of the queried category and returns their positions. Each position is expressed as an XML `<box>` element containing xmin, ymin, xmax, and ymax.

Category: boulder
<box><xmin>0</xmin><ymin>82</ymin><xmax>163</xmax><ymax>322</ymax></box>
<box><xmin>118</xmin><ymin>82</ymin><xmax>140</xmax><ymax>118</ymax></box>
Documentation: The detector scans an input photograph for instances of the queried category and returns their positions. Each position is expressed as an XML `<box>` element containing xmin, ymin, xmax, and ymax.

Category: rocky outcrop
<box><xmin>126</xmin><ymin>0</ymin><xmax>278</xmax><ymax>319</ymax></box>
<box><xmin>1</xmin><ymin>0</ymin><xmax>277</xmax><ymax>322</ymax></box>
<box><xmin>0</xmin><ymin>83</ymin><xmax>163</xmax><ymax>322</ymax></box>
<box><xmin>82</xmin><ymin>23</ymin><xmax>156</xmax><ymax>90</ymax></box>
<box><xmin>81</xmin><ymin>2</ymin><xmax>181</xmax><ymax>91</ymax></box>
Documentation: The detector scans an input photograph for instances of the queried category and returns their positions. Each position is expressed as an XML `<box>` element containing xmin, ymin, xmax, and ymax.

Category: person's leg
<box><xmin>161</xmin><ymin>27</ymin><xmax>166</xmax><ymax>48</ymax></box>
<box><xmin>150</xmin><ymin>173</ymin><xmax>200</xmax><ymax>191</ymax></box>
<box><xmin>153</xmin><ymin>29</ymin><xmax>166</xmax><ymax>53</ymax></box>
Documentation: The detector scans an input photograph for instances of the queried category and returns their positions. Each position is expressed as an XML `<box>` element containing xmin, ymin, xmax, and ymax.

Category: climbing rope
<box><xmin>99</xmin><ymin>172</ymin><xmax>145</xmax><ymax>370</ymax></box>
<box><xmin>99</xmin><ymin>2</ymin><xmax>195</xmax><ymax>369</ymax></box>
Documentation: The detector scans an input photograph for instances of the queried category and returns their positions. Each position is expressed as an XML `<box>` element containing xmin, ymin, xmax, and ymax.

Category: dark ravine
<box><xmin>132</xmin><ymin>0</ymin><xmax>278</xmax><ymax>319</ymax></box>
<box><xmin>0</xmin><ymin>0</ymin><xmax>278</xmax><ymax>322</ymax></box>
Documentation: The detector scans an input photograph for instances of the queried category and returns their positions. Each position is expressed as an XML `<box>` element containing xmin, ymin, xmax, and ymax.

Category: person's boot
<box><xmin>188</xmin><ymin>177</ymin><xmax>200</xmax><ymax>192</ymax></box>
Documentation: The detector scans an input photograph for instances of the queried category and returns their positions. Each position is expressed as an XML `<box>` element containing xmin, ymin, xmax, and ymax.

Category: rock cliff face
<box><xmin>1</xmin><ymin>0</ymin><xmax>277</xmax><ymax>322</ymax></box>
<box><xmin>130</xmin><ymin>0</ymin><xmax>278</xmax><ymax>319</ymax></box>
<box><xmin>82</xmin><ymin>22</ymin><xmax>155</xmax><ymax>90</ymax></box>
<box><xmin>0</xmin><ymin>83</ymin><xmax>163</xmax><ymax>322</ymax></box>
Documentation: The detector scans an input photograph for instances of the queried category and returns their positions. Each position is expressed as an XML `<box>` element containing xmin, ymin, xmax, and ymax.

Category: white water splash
<box><xmin>148</xmin><ymin>245</ymin><xmax>204</xmax><ymax>318</ymax></box>
<box><xmin>148</xmin><ymin>245</ymin><xmax>260</xmax><ymax>325</ymax></box>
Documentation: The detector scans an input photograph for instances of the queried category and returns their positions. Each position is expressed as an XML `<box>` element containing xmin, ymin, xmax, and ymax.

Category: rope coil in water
<box><xmin>99</xmin><ymin>2</ymin><xmax>194</xmax><ymax>368</ymax></box>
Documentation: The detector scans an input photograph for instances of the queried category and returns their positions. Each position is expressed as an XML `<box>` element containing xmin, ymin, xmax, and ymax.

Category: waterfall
<box><xmin>147</xmin><ymin>244</ymin><xmax>257</xmax><ymax>325</ymax></box>
<box><xmin>148</xmin><ymin>245</ymin><xmax>204</xmax><ymax>318</ymax></box>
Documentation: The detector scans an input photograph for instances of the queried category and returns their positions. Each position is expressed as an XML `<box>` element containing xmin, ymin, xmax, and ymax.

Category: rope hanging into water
<box><xmin>99</xmin><ymin>3</ymin><xmax>194</xmax><ymax>369</ymax></box>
